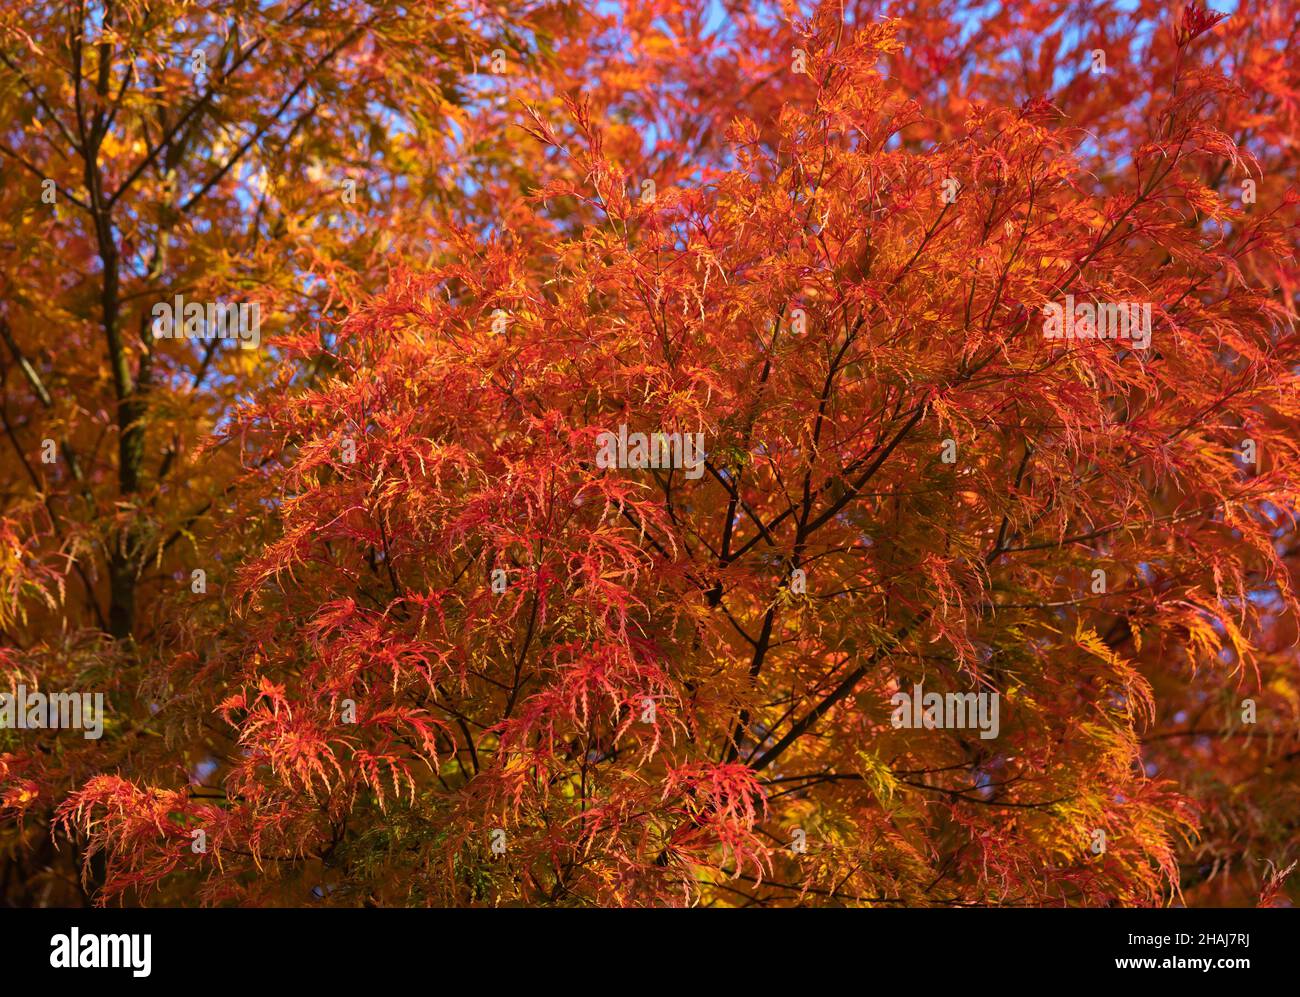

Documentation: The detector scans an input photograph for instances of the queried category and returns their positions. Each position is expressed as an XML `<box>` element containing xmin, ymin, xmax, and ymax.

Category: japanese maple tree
<box><xmin>3</xmin><ymin>0</ymin><xmax>1298</xmax><ymax>907</ymax></box>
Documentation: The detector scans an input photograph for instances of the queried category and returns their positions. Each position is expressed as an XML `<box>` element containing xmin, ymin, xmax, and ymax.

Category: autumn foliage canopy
<box><xmin>1</xmin><ymin>0</ymin><xmax>1298</xmax><ymax>907</ymax></box>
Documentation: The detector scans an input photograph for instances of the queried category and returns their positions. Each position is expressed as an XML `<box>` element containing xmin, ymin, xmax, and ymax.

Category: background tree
<box><xmin>0</xmin><ymin>0</ymin><xmax>564</xmax><ymax>903</ymax></box>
